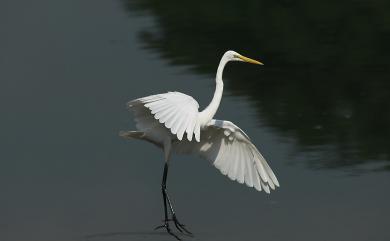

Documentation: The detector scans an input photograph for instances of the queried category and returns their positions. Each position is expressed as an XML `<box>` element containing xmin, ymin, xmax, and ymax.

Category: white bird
<box><xmin>120</xmin><ymin>50</ymin><xmax>279</xmax><ymax>240</ymax></box>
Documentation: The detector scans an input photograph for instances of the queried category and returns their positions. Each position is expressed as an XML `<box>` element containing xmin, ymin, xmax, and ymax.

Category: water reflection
<box><xmin>124</xmin><ymin>0</ymin><xmax>390</xmax><ymax>171</ymax></box>
<box><xmin>84</xmin><ymin>231</ymin><xmax>177</xmax><ymax>241</ymax></box>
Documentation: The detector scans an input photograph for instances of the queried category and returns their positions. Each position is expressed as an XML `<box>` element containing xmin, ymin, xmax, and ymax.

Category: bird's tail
<box><xmin>119</xmin><ymin>130</ymin><xmax>162</xmax><ymax>148</ymax></box>
<box><xmin>119</xmin><ymin>130</ymin><xmax>144</xmax><ymax>140</ymax></box>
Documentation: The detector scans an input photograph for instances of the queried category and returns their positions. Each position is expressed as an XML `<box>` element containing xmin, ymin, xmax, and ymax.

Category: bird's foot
<box><xmin>155</xmin><ymin>220</ymin><xmax>182</xmax><ymax>240</ymax></box>
<box><xmin>171</xmin><ymin>214</ymin><xmax>193</xmax><ymax>236</ymax></box>
<box><xmin>154</xmin><ymin>215</ymin><xmax>193</xmax><ymax>240</ymax></box>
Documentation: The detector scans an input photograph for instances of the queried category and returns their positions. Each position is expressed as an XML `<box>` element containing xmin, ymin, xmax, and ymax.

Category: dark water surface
<box><xmin>1</xmin><ymin>0</ymin><xmax>389</xmax><ymax>241</ymax></box>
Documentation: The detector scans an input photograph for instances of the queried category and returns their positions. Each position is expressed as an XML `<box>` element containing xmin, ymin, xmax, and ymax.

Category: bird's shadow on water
<box><xmin>83</xmin><ymin>230</ymin><xmax>197</xmax><ymax>241</ymax></box>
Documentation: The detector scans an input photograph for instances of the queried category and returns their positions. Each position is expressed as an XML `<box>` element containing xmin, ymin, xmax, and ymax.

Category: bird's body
<box><xmin>120</xmin><ymin>50</ymin><xmax>279</xmax><ymax>240</ymax></box>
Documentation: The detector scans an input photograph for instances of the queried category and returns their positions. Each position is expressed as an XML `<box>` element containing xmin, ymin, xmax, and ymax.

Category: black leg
<box><xmin>154</xmin><ymin>163</ymin><xmax>192</xmax><ymax>240</ymax></box>
<box><xmin>165</xmin><ymin>189</ymin><xmax>192</xmax><ymax>235</ymax></box>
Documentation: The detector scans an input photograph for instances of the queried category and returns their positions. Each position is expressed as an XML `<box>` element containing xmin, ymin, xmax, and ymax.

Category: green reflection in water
<box><xmin>124</xmin><ymin>0</ymin><xmax>390</xmax><ymax>171</ymax></box>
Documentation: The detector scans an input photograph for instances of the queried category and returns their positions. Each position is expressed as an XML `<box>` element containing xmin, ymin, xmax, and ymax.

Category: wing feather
<box><xmin>128</xmin><ymin>92</ymin><xmax>200</xmax><ymax>141</ymax></box>
<box><xmin>173</xmin><ymin>119</ymin><xmax>279</xmax><ymax>193</ymax></box>
<box><xmin>261</xmin><ymin>180</ymin><xmax>271</xmax><ymax>194</ymax></box>
<box><xmin>221</xmin><ymin>141</ymin><xmax>233</xmax><ymax>176</ymax></box>
<box><xmin>170</xmin><ymin>111</ymin><xmax>184</xmax><ymax>134</ymax></box>
<box><xmin>165</xmin><ymin>107</ymin><xmax>181</xmax><ymax>129</ymax></box>
<box><xmin>253</xmin><ymin>149</ymin><xmax>269</xmax><ymax>183</ymax></box>
<box><xmin>157</xmin><ymin>105</ymin><xmax>176</xmax><ymax>123</ymax></box>
<box><xmin>253</xmin><ymin>146</ymin><xmax>280</xmax><ymax>187</ymax></box>
<box><xmin>252</xmin><ymin>158</ymin><xmax>262</xmax><ymax>191</ymax></box>
<box><xmin>185</xmin><ymin>117</ymin><xmax>196</xmax><ymax>141</ymax></box>
<box><xmin>194</xmin><ymin>121</ymin><xmax>201</xmax><ymax>142</ymax></box>
<box><xmin>236</xmin><ymin>145</ymin><xmax>245</xmax><ymax>184</ymax></box>
<box><xmin>244</xmin><ymin>150</ymin><xmax>254</xmax><ymax>187</ymax></box>
<box><xmin>228</xmin><ymin>143</ymin><xmax>240</xmax><ymax>181</ymax></box>
<box><xmin>177</xmin><ymin>115</ymin><xmax>189</xmax><ymax>140</ymax></box>
<box><xmin>214</xmin><ymin>139</ymin><xmax>227</xmax><ymax>171</ymax></box>
<box><xmin>150</xmin><ymin>102</ymin><xmax>171</xmax><ymax>114</ymax></box>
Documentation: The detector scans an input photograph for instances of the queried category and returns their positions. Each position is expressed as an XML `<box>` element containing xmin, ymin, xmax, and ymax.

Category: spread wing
<box><xmin>173</xmin><ymin>119</ymin><xmax>279</xmax><ymax>193</ymax></box>
<box><xmin>128</xmin><ymin>92</ymin><xmax>201</xmax><ymax>141</ymax></box>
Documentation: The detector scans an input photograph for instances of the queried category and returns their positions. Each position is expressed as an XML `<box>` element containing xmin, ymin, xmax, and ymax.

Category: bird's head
<box><xmin>224</xmin><ymin>50</ymin><xmax>263</xmax><ymax>65</ymax></box>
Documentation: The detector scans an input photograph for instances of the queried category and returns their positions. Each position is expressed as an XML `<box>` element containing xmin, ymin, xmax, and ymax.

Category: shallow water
<box><xmin>1</xmin><ymin>0</ymin><xmax>390</xmax><ymax>241</ymax></box>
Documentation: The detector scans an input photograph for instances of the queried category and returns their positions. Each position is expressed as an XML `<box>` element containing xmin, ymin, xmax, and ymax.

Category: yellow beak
<box><xmin>237</xmin><ymin>54</ymin><xmax>264</xmax><ymax>65</ymax></box>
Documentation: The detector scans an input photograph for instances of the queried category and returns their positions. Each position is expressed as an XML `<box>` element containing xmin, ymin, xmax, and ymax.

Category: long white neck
<box><xmin>199</xmin><ymin>56</ymin><xmax>229</xmax><ymax>126</ymax></box>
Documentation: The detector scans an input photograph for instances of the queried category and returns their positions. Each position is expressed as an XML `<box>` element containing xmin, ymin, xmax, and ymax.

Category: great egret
<box><xmin>120</xmin><ymin>50</ymin><xmax>279</xmax><ymax>240</ymax></box>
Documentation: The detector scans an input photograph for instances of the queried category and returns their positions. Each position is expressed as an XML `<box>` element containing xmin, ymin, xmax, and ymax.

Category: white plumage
<box><xmin>121</xmin><ymin>50</ymin><xmax>279</xmax><ymax>193</ymax></box>
<box><xmin>129</xmin><ymin>92</ymin><xmax>200</xmax><ymax>142</ymax></box>
<box><xmin>120</xmin><ymin>50</ymin><xmax>279</xmax><ymax>239</ymax></box>
<box><xmin>173</xmin><ymin>119</ymin><xmax>279</xmax><ymax>192</ymax></box>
